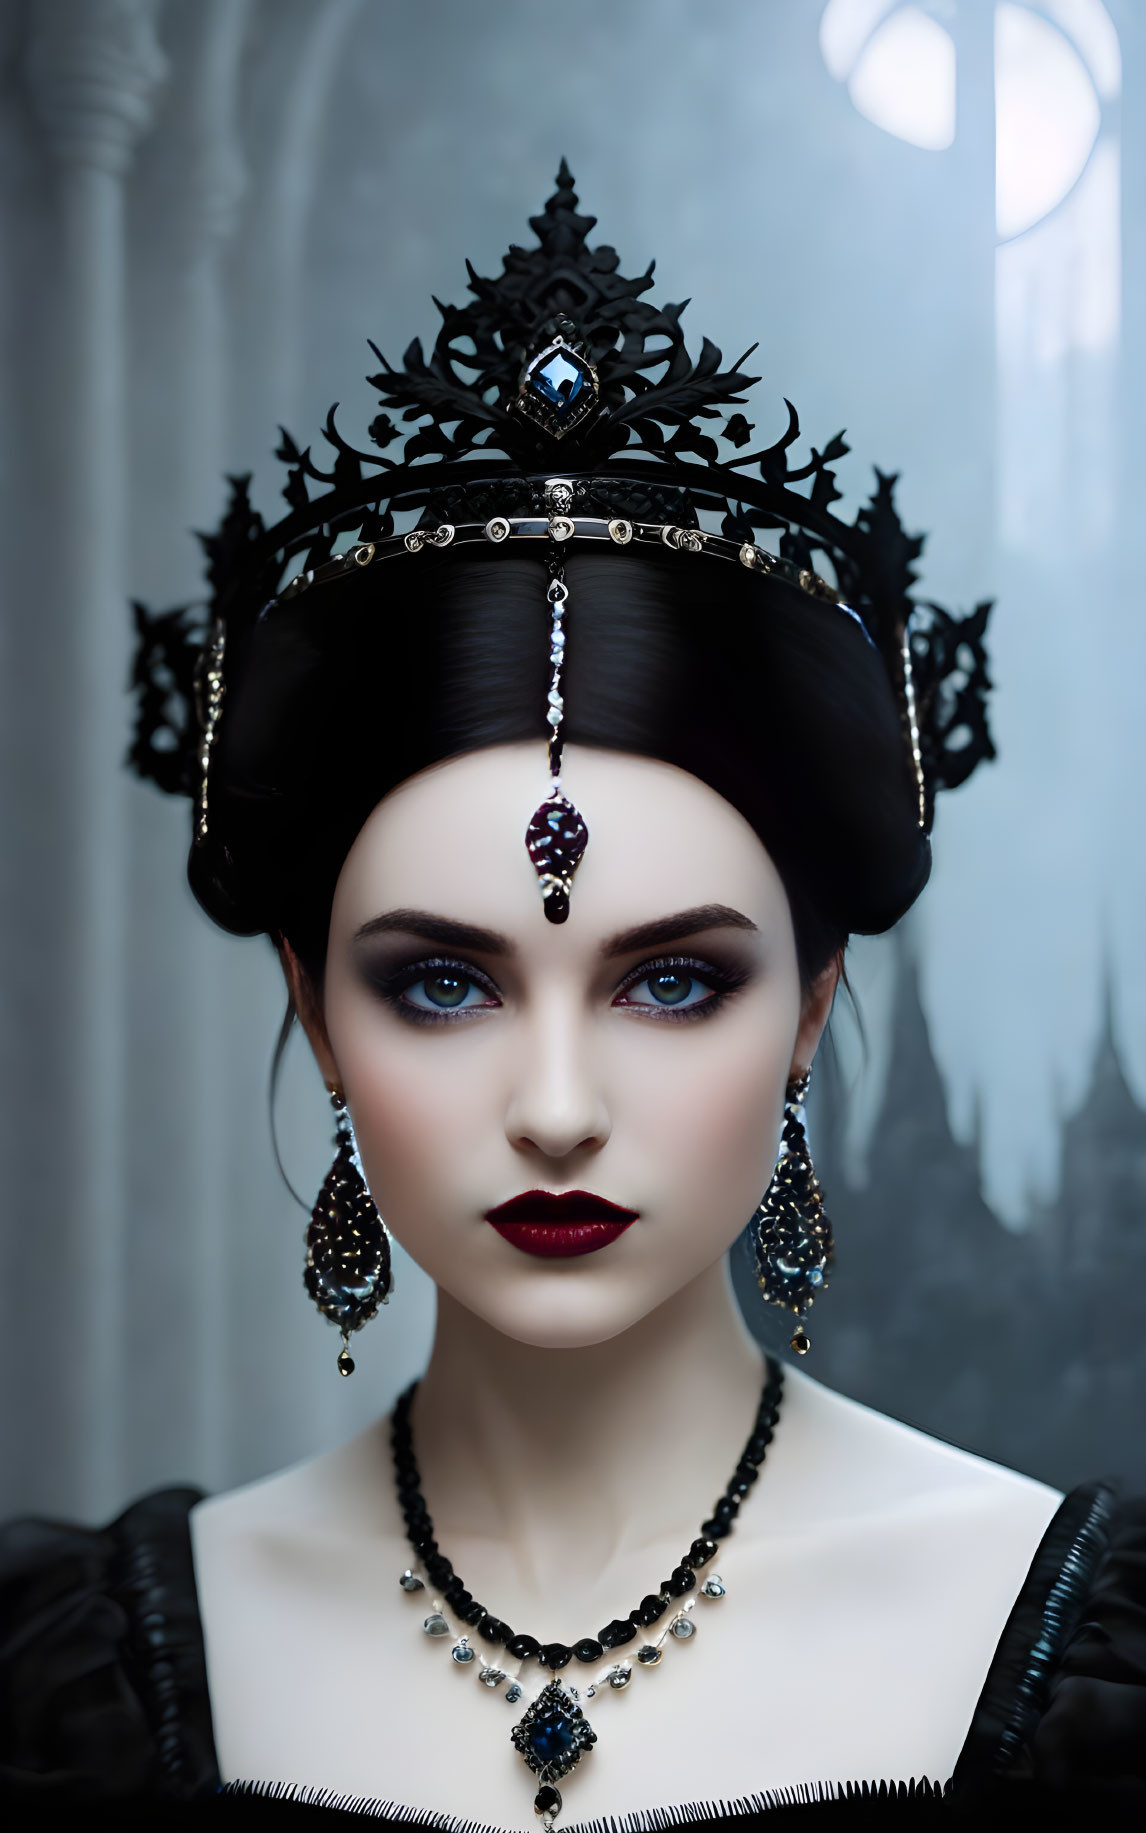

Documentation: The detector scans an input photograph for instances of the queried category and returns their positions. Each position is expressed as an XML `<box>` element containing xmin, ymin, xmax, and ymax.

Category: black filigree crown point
<box><xmin>363</xmin><ymin>161</ymin><xmax>763</xmax><ymax>473</ymax></box>
<box><xmin>129</xmin><ymin>163</ymin><xmax>994</xmax><ymax>845</ymax></box>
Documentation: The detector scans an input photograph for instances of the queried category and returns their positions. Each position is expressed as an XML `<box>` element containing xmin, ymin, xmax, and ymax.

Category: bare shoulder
<box><xmin>191</xmin><ymin>1413</ymin><xmax>403</xmax><ymax>1554</ymax></box>
<box><xmin>755</xmin><ymin>1365</ymin><xmax>1063</xmax><ymax>1554</ymax></box>
<box><xmin>700</xmin><ymin>1374</ymin><xmax>1067</xmax><ymax>1790</ymax></box>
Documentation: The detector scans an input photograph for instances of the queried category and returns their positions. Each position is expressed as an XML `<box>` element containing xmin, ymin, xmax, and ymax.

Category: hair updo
<box><xmin>193</xmin><ymin>544</ymin><xmax>931</xmax><ymax>993</ymax></box>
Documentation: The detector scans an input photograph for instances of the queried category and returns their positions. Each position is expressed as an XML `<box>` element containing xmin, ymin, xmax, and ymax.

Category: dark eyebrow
<box><xmin>353</xmin><ymin>903</ymin><xmax>757</xmax><ymax>961</ymax></box>
<box><xmin>353</xmin><ymin>909</ymin><xmax>513</xmax><ymax>955</ymax></box>
<box><xmin>601</xmin><ymin>904</ymin><xmax>758</xmax><ymax>958</ymax></box>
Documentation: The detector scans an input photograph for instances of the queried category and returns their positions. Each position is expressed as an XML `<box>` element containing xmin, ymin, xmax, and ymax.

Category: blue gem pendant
<box><xmin>525</xmin><ymin>550</ymin><xmax>589</xmax><ymax>923</ymax></box>
<box><xmin>511</xmin><ymin>1679</ymin><xmax>597</xmax><ymax>1803</ymax></box>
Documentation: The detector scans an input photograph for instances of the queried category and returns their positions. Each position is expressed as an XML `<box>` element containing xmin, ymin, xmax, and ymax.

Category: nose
<box><xmin>503</xmin><ymin>999</ymin><xmax>612</xmax><ymax>1162</ymax></box>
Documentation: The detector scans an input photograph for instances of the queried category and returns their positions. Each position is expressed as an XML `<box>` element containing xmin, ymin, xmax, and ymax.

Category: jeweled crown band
<box><xmin>261</xmin><ymin>500</ymin><xmax>924</xmax><ymax>922</ymax></box>
<box><xmin>195</xmin><ymin>507</ymin><xmax>926</xmax><ymax>873</ymax></box>
<box><xmin>276</xmin><ymin>514</ymin><xmax>856</xmax><ymax>618</ymax></box>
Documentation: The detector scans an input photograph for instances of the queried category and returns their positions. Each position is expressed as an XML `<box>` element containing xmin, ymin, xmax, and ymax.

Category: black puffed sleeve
<box><xmin>0</xmin><ymin>1486</ymin><xmax>218</xmax><ymax>1802</ymax></box>
<box><xmin>1027</xmin><ymin>1491</ymin><xmax>1146</xmax><ymax>1795</ymax></box>
<box><xmin>953</xmin><ymin>1481</ymin><xmax>1146</xmax><ymax>1821</ymax></box>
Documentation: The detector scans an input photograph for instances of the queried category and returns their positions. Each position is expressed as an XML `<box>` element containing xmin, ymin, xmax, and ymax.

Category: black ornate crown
<box><xmin>129</xmin><ymin>160</ymin><xmax>993</xmax><ymax>846</ymax></box>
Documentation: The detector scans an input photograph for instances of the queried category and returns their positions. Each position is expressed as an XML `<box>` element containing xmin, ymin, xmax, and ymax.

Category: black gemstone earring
<box><xmin>304</xmin><ymin>1089</ymin><xmax>394</xmax><ymax>1376</ymax></box>
<box><xmin>751</xmin><ymin>1073</ymin><xmax>834</xmax><ymax>1356</ymax></box>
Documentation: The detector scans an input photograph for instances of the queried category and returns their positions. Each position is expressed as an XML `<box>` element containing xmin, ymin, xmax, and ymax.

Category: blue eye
<box><xmin>619</xmin><ymin>968</ymin><xmax>714</xmax><ymax>1010</ymax></box>
<box><xmin>613</xmin><ymin>953</ymin><xmax>747</xmax><ymax>1019</ymax></box>
<box><xmin>403</xmin><ymin>969</ymin><xmax>491</xmax><ymax>1012</ymax></box>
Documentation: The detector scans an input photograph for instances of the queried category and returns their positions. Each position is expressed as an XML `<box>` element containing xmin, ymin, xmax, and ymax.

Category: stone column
<box><xmin>233</xmin><ymin>0</ymin><xmax>364</xmax><ymax>453</ymax></box>
<box><xmin>24</xmin><ymin>0</ymin><xmax>167</xmax><ymax>1519</ymax></box>
<box><xmin>220</xmin><ymin>0</ymin><xmax>379</xmax><ymax>1488</ymax></box>
<box><xmin>178</xmin><ymin>0</ymin><xmax>252</xmax><ymax>1497</ymax></box>
<box><xmin>121</xmin><ymin>0</ymin><xmax>254</xmax><ymax>1501</ymax></box>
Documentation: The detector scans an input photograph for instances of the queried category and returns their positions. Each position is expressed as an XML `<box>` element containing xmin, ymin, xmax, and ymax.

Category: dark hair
<box><xmin>194</xmin><ymin>547</ymin><xmax>930</xmax><ymax>991</ymax></box>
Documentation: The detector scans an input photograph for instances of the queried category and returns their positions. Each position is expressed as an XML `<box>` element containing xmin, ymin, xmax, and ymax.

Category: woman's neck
<box><xmin>410</xmin><ymin>1259</ymin><xmax>768</xmax><ymax>1603</ymax></box>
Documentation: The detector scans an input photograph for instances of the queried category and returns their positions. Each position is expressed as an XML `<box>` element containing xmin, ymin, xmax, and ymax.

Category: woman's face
<box><xmin>311</xmin><ymin>743</ymin><xmax>834</xmax><ymax>1349</ymax></box>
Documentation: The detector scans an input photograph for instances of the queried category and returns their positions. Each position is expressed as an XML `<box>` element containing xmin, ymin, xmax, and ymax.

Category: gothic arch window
<box><xmin>819</xmin><ymin>0</ymin><xmax>1122</xmax><ymax>567</ymax></box>
<box><xmin>820</xmin><ymin>0</ymin><xmax>957</xmax><ymax>149</ymax></box>
<box><xmin>818</xmin><ymin>1</ymin><xmax>1125</xmax><ymax>1231</ymax></box>
<box><xmin>819</xmin><ymin>0</ymin><xmax>1119</xmax><ymax>241</ymax></box>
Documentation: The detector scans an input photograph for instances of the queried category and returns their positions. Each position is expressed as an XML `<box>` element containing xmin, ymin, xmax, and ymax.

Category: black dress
<box><xmin>1</xmin><ymin>1482</ymin><xmax>1144</xmax><ymax>1830</ymax></box>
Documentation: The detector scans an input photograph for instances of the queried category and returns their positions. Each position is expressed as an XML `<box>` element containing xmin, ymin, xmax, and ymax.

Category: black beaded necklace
<box><xmin>390</xmin><ymin>1358</ymin><xmax>784</xmax><ymax>1829</ymax></box>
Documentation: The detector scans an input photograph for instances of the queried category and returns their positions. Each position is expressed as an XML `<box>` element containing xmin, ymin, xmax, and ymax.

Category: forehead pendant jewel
<box><xmin>525</xmin><ymin>486</ymin><xmax>589</xmax><ymax>923</ymax></box>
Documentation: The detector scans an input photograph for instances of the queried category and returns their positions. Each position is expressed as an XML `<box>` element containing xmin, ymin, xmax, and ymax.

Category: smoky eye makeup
<box><xmin>354</xmin><ymin>951</ymin><xmax>503</xmax><ymax>1025</ymax></box>
<box><xmin>611</xmin><ymin>953</ymin><xmax>752</xmax><ymax>1022</ymax></box>
<box><xmin>350</xmin><ymin>936</ymin><xmax>757</xmax><ymax>1028</ymax></box>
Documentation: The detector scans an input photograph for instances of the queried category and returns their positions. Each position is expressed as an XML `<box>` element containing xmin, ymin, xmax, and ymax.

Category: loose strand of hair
<box><xmin>268</xmin><ymin>994</ymin><xmax>311</xmax><ymax>1212</ymax></box>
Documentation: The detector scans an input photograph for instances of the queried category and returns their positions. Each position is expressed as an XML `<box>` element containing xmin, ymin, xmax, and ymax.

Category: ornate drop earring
<box><xmin>304</xmin><ymin>1089</ymin><xmax>394</xmax><ymax>1376</ymax></box>
<box><xmin>751</xmin><ymin>1072</ymin><xmax>834</xmax><ymax>1356</ymax></box>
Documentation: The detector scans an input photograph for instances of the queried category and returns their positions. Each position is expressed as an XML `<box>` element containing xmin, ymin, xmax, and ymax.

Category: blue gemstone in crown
<box><xmin>516</xmin><ymin>336</ymin><xmax>599</xmax><ymax>440</ymax></box>
<box><xmin>531</xmin><ymin>349</ymin><xmax>588</xmax><ymax>414</ymax></box>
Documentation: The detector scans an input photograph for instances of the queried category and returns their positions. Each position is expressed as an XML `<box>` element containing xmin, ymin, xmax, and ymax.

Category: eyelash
<box><xmin>367</xmin><ymin>954</ymin><xmax>748</xmax><ymax>1028</ymax></box>
<box><xmin>367</xmin><ymin>957</ymin><xmax>502</xmax><ymax>1028</ymax></box>
<box><xmin>612</xmin><ymin>956</ymin><xmax>748</xmax><ymax>1023</ymax></box>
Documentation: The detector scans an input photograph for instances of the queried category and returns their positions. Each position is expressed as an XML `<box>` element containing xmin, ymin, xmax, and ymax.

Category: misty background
<box><xmin>0</xmin><ymin>0</ymin><xmax>1142</xmax><ymax>1523</ymax></box>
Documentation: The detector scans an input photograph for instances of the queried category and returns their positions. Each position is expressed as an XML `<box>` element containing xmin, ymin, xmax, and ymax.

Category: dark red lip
<box><xmin>488</xmin><ymin>1190</ymin><xmax>638</xmax><ymax>1224</ymax></box>
<box><xmin>485</xmin><ymin>1190</ymin><xmax>639</xmax><ymax>1259</ymax></box>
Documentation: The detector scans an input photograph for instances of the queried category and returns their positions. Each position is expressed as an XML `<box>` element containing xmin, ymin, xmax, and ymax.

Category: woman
<box><xmin>2</xmin><ymin>168</ymin><xmax>1143</xmax><ymax>1828</ymax></box>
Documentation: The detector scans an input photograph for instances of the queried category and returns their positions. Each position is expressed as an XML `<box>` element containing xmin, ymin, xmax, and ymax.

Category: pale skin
<box><xmin>292</xmin><ymin>740</ymin><xmax>834</xmax><ymax>1589</ymax></box>
<box><xmin>192</xmin><ymin>741</ymin><xmax>1062</xmax><ymax>1823</ymax></box>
